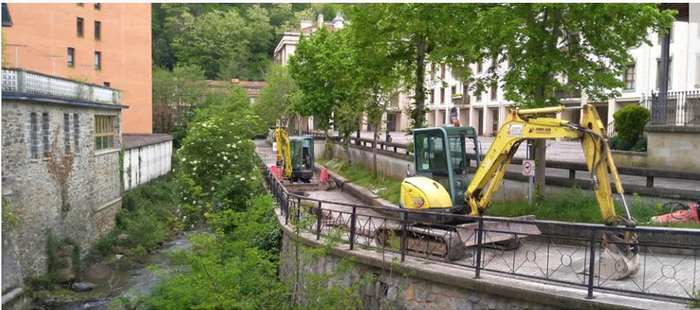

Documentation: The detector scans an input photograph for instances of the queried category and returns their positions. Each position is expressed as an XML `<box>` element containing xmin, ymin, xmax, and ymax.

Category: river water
<box><xmin>6</xmin><ymin>232</ymin><xmax>194</xmax><ymax>310</ymax></box>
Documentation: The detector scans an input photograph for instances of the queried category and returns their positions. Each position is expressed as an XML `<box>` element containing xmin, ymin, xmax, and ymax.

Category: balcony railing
<box><xmin>452</xmin><ymin>94</ymin><xmax>470</xmax><ymax>105</ymax></box>
<box><xmin>649</xmin><ymin>90</ymin><xmax>700</xmax><ymax>126</ymax></box>
<box><xmin>2</xmin><ymin>68</ymin><xmax>121</xmax><ymax>105</ymax></box>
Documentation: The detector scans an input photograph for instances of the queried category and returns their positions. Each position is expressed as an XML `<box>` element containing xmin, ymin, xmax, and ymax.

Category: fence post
<box><xmin>475</xmin><ymin>217</ymin><xmax>484</xmax><ymax>279</ymax></box>
<box><xmin>349</xmin><ymin>206</ymin><xmax>357</xmax><ymax>250</ymax></box>
<box><xmin>401</xmin><ymin>211</ymin><xmax>408</xmax><ymax>263</ymax></box>
<box><xmin>316</xmin><ymin>201</ymin><xmax>322</xmax><ymax>240</ymax></box>
<box><xmin>587</xmin><ymin>229</ymin><xmax>597</xmax><ymax>299</ymax></box>
<box><xmin>296</xmin><ymin>197</ymin><xmax>301</xmax><ymax>222</ymax></box>
<box><xmin>285</xmin><ymin>192</ymin><xmax>289</xmax><ymax>225</ymax></box>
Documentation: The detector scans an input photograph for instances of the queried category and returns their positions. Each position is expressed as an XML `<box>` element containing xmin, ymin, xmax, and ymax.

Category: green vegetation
<box><xmin>2</xmin><ymin>196</ymin><xmax>18</xmax><ymax>230</ymax></box>
<box><xmin>88</xmin><ymin>177</ymin><xmax>182</xmax><ymax>264</ymax></box>
<box><xmin>318</xmin><ymin>158</ymin><xmax>402</xmax><ymax>205</ymax></box>
<box><xmin>611</xmin><ymin>105</ymin><xmax>651</xmax><ymax>152</ymax></box>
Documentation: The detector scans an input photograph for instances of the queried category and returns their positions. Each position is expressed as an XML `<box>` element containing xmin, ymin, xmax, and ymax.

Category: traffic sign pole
<box><xmin>527</xmin><ymin>141</ymin><xmax>535</xmax><ymax>205</ymax></box>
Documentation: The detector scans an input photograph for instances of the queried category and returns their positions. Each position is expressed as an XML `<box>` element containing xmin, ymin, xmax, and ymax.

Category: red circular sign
<box><xmin>523</xmin><ymin>161</ymin><xmax>533</xmax><ymax>175</ymax></box>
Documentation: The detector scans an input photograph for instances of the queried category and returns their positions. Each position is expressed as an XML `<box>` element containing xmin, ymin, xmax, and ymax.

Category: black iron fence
<box><xmin>650</xmin><ymin>90</ymin><xmax>700</xmax><ymax>126</ymax></box>
<box><xmin>264</xmin><ymin>164</ymin><xmax>700</xmax><ymax>303</ymax></box>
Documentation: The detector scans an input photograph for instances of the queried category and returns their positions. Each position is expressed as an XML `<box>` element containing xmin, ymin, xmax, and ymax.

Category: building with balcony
<box><xmin>1</xmin><ymin>68</ymin><xmax>126</xmax><ymax>291</ymax></box>
<box><xmin>1</xmin><ymin>3</ymin><xmax>152</xmax><ymax>134</ymax></box>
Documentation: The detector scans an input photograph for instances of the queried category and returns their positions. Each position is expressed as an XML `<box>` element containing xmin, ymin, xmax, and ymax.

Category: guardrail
<box><xmin>263</xmin><ymin>164</ymin><xmax>700</xmax><ymax>303</ymax></box>
<box><xmin>2</xmin><ymin>67</ymin><xmax>121</xmax><ymax>105</ymax></box>
<box><xmin>650</xmin><ymin>90</ymin><xmax>700</xmax><ymax>126</ymax></box>
<box><xmin>294</xmin><ymin>131</ymin><xmax>700</xmax><ymax>200</ymax></box>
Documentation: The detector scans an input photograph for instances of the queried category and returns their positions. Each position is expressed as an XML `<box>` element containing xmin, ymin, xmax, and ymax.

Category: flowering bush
<box><xmin>176</xmin><ymin>111</ymin><xmax>265</xmax><ymax>224</ymax></box>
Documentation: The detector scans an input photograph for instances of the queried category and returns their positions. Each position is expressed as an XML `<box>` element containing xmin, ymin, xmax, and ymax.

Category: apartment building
<box><xmin>427</xmin><ymin>3</ymin><xmax>699</xmax><ymax>136</ymax></box>
<box><xmin>2</xmin><ymin>3</ymin><xmax>152</xmax><ymax>133</ymax></box>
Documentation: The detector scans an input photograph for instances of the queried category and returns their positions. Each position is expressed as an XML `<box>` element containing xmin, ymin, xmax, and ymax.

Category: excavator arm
<box><xmin>465</xmin><ymin>104</ymin><xmax>640</xmax><ymax>280</ymax></box>
<box><xmin>465</xmin><ymin>104</ymin><xmax>632</xmax><ymax>226</ymax></box>
<box><xmin>275</xmin><ymin>126</ymin><xmax>293</xmax><ymax>180</ymax></box>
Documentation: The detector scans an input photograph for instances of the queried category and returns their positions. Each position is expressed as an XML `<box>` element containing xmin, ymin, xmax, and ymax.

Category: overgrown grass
<box><xmin>317</xmin><ymin>158</ymin><xmax>402</xmax><ymax>205</ymax></box>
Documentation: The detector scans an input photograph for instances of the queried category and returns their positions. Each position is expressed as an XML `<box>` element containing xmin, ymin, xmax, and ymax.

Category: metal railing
<box><xmin>1</xmin><ymin>67</ymin><xmax>121</xmax><ymax>105</ymax></box>
<box><xmin>264</xmin><ymin>164</ymin><xmax>700</xmax><ymax>303</ymax></box>
<box><xmin>650</xmin><ymin>90</ymin><xmax>700</xmax><ymax>126</ymax></box>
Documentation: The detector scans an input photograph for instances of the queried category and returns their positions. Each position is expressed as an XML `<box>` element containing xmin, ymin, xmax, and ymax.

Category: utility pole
<box><xmin>44</xmin><ymin>54</ymin><xmax>63</xmax><ymax>75</ymax></box>
<box><xmin>6</xmin><ymin>44</ymin><xmax>27</xmax><ymax>67</ymax></box>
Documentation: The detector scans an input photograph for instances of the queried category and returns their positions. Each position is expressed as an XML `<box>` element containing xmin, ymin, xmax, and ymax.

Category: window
<box><xmin>42</xmin><ymin>113</ymin><xmax>49</xmax><ymax>156</ymax></box>
<box><xmin>94</xmin><ymin>3</ymin><xmax>100</xmax><ymax>10</ymax></box>
<box><xmin>67</xmin><ymin>48</ymin><xmax>75</xmax><ymax>67</ymax></box>
<box><xmin>476</xmin><ymin>91</ymin><xmax>482</xmax><ymax>102</ymax></box>
<box><xmin>477</xmin><ymin>61</ymin><xmax>483</xmax><ymax>74</ymax></box>
<box><xmin>94</xmin><ymin>21</ymin><xmax>101</xmax><ymax>40</ymax></box>
<box><xmin>73</xmin><ymin>114</ymin><xmax>80</xmax><ymax>153</ymax></box>
<box><xmin>491</xmin><ymin>83</ymin><xmax>497</xmax><ymax>101</ymax></box>
<box><xmin>77</xmin><ymin>3</ymin><xmax>83</xmax><ymax>6</ymax></box>
<box><xmin>656</xmin><ymin>58</ymin><xmax>673</xmax><ymax>90</ymax></box>
<box><xmin>63</xmin><ymin>114</ymin><xmax>71</xmax><ymax>153</ymax></box>
<box><xmin>77</xmin><ymin>17</ymin><xmax>84</xmax><ymax>37</ymax></box>
<box><xmin>440</xmin><ymin>88</ymin><xmax>445</xmax><ymax>104</ymax></box>
<box><xmin>624</xmin><ymin>63</ymin><xmax>635</xmax><ymax>90</ymax></box>
<box><xmin>696</xmin><ymin>55</ymin><xmax>700</xmax><ymax>87</ymax></box>
<box><xmin>451</xmin><ymin>86</ymin><xmax>457</xmax><ymax>96</ymax></box>
<box><xmin>95</xmin><ymin>115</ymin><xmax>116</xmax><ymax>150</ymax></box>
<box><xmin>103</xmin><ymin>82</ymin><xmax>110</xmax><ymax>88</ymax></box>
<box><xmin>441</xmin><ymin>64</ymin><xmax>446</xmax><ymax>79</ymax></box>
<box><xmin>463</xmin><ymin>83</ymin><xmax>469</xmax><ymax>97</ymax></box>
<box><xmin>94</xmin><ymin>51</ymin><xmax>101</xmax><ymax>70</ymax></box>
<box><xmin>29</xmin><ymin>113</ymin><xmax>38</xmax><ymax>159</ymax></box>
<box><xmin>2</xmin><ymin>3</ymin><xmax>12</xmax><ymax>27</ymax></box>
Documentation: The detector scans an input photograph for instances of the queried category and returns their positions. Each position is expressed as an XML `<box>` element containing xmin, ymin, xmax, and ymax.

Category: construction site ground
<box><xmin>255</xmin><ymin>139</ymin><xmax>697</xmax><ymax>303</ymax></box>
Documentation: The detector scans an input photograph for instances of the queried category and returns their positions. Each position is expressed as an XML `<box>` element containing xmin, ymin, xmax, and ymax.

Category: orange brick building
<box><xmin>2</xmin><ymin>3</ymin><xmax>152</xmax><ymax>133</ymax></box>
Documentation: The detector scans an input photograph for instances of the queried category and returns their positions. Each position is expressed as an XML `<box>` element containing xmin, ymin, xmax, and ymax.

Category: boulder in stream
<box><xmin>72</xmin><ymin>282</ymin><xmax>97</xmax><ymax>292</ymax></box>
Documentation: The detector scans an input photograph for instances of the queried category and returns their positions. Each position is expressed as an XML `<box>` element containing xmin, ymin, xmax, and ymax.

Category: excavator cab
<box><xmin>402</xmin><ymin>126</ymin><xmax>480</xmax><ymax>210</ymax></box>
<box><xmin>289</xmin><ymin>136</ymin><xmax>314</xmax><ymax>183</ymax></box>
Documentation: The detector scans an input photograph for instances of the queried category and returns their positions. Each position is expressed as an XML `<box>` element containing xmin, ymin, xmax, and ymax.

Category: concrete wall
<box><xmin>123</xmin><ymin>140</ymin><xmax>172</xmax><ymax>191</ymax></box>
<box><xmin>1</xmin><ymin>99</ymin><xmax>122</xmax><ymax>285</ymax></box>
<box><xmin>3</xmin><ymin>3</ymin><xmax>153</xmax><ymax>133</ymax></box>
<box><xmin>646</xmin><ymin>126</ymin><xmax>700</xmax><ymax>173</ymax></box>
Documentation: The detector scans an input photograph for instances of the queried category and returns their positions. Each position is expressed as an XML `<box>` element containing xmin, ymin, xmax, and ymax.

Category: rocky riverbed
<box><xmin>6</xmin><ymin>232</ymin><xmax>195</xmax><ymax>310</ymax></box>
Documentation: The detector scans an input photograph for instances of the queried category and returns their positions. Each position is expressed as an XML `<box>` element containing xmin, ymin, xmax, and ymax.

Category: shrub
<box><xmin>610</xmin><ymin>135</ymin><xmax>633</xmax><ymax>151</ymax></box>
<box><xmin>632</xmin><ymin>137</ymin><xmax>648</xmax><ymax>152</ymax></box>
<box><xmin>613</xmin><ymin>105</ymin><xmax>650</xmax><ymax>144</ymax></box>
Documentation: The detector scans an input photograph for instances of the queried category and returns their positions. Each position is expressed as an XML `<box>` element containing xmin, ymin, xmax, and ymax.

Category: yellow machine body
<box><xmin>400</xmin><ymin>176</ymin><xmax>453</xmax><ymax>210</ymax></box>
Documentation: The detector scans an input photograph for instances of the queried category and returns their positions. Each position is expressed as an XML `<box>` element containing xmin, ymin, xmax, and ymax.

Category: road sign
<box><xmin>522</xmin><ymin>159</ymin><xmax>535</xmax><ymax>177</ymax></box>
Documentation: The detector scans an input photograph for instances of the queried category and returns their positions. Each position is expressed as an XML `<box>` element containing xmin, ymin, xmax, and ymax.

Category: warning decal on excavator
<box><xmin>506</xmin><ymin>124</ymin><xmax>523</xmax><ymax>137</ymax></box>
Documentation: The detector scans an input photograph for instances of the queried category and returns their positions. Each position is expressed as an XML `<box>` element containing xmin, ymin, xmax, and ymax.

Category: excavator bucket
<box><xmin>456</xmin><ymin>215</ymin><xmax>541</xmax><ymax>248</ymax></box>
<box><xmin>597</xmin><ymin>233</ymin><xmax>641</xmax><ymax>280</ymax></box>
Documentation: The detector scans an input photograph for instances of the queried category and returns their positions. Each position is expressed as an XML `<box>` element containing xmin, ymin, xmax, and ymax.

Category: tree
<box><xmin>289</xmin><ymin>27</ymin><xmax>362</xmax><ymax>151</ymax></box>
<box><xmin>468</xmin><ymin>3</ymin><xmax>674</xmax><ymax>194</ymax></box>
<box><xmin>349</xmin><ymin>4</ymin><xmax>480</xmax><ymax>130</ymax></box>
<box><xmin>255</xmin><ymin>65</ymin><xmax>299</xmax><ymax>128</ymax></box>
<box><xmin>168</xmin><ymin>10</ymin><xmax>249</xmax><ymax>79</ymax></box>
<box><xmin>346</xmin><ymin>23</ymin><xmax>403</xmax><ymax>173</ymax></box>
<box><xmin>152</xmin><ymin>64</ymin><xmax>208</xmax><ymax>135</ymax></box>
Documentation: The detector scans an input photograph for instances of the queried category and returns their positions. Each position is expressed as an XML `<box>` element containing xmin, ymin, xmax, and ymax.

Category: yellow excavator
<box><xmin>397</xmin><ymin>104</ymin><xmax>640</xmax><ymax>280</ymax></box>
<box><xmin>274</xmin><ymin>126</ymin><xmax>314</xmax><ymax>183</ymax></box>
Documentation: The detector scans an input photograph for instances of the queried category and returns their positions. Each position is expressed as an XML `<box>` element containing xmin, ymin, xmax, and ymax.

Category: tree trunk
<box><xmin>372</xmin><ymin>121</ymin><xmax>379</xmax><ymax>175</ymax></box>
<box><xmin>534</xmin><ymin>139</ymin><xmax>547</xmax><ymax>198</ymax></box>
<box><xmin>413</xmin><ymin>37</ymin><xmax>427</xmax><ymax>129</ymax></box>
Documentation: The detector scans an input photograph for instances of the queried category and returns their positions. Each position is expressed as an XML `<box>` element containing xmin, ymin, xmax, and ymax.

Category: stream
<box><xmin>6</xmin><ymin>232</ymin><xmax>195</xmax><ymax>310</ymax></box>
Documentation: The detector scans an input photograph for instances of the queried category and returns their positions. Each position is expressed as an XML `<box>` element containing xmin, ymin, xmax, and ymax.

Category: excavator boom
<box><xmin>464</xmin><ymin>104</ymin><xmax>639</xmax><ymax>280</ymax></box>
<box><xmin>275</xmin><ymin>126</ymin><xmax>293</xmax><ymax>180</ymax></box>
